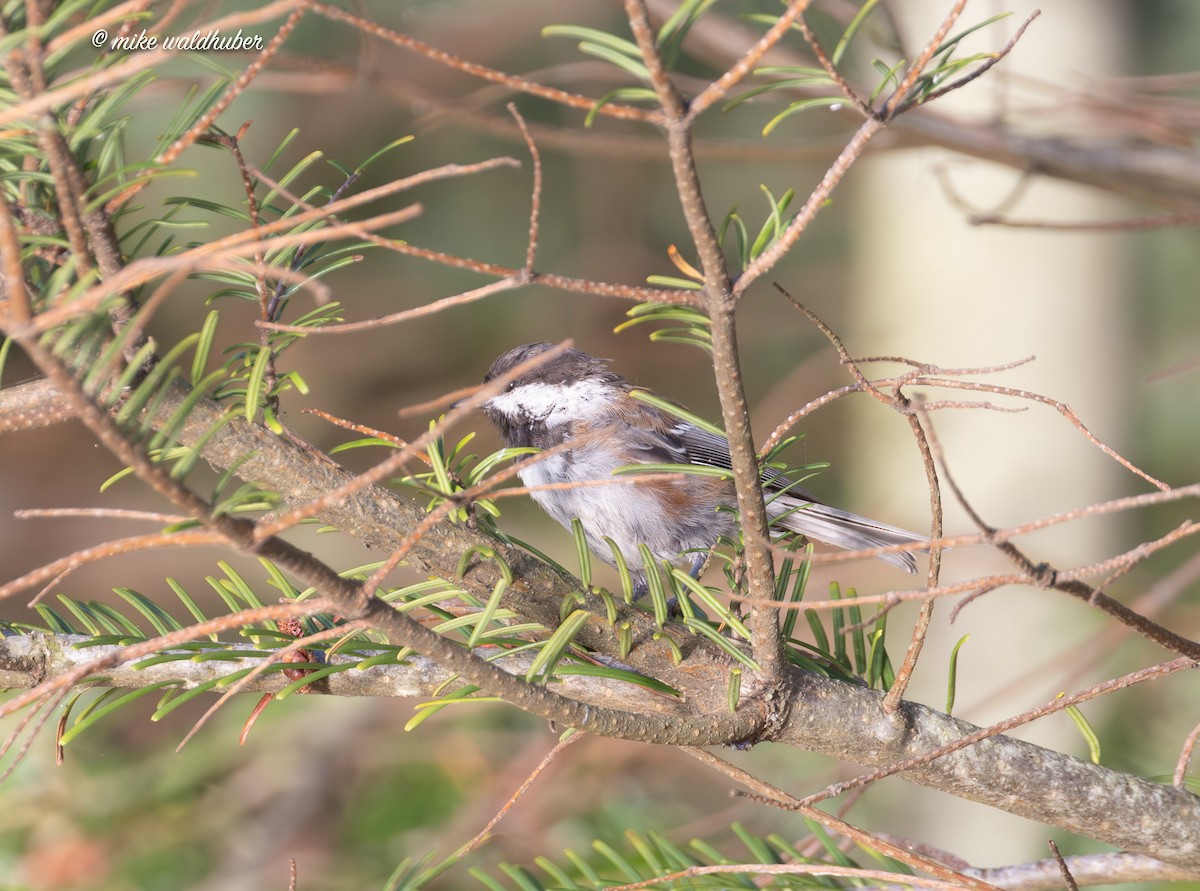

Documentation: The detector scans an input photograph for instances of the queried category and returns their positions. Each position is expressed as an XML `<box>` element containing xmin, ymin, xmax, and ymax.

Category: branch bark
<box><xmin>0</xmin><ymin>633</ymin><xmax>688</xmax><ymax>716</ymax></box>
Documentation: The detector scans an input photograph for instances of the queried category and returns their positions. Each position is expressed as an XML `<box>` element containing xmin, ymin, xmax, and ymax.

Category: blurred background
<box><xmin>1</xmin><ymin>1</ymin><xmax>1198</xmax><ymax>888</ymax></box>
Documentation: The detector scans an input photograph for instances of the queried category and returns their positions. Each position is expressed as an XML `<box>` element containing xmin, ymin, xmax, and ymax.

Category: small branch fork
<box><xmin>761</xmin><ymin>291</ymin><xmax>1192</xmax><ymax>666</ymax></box>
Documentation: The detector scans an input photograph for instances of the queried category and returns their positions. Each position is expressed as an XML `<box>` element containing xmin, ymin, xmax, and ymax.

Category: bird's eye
<box><xmin>506</xmin><ymin>381</ymin><xmax>517</xmax><ymax>392</ymax></box>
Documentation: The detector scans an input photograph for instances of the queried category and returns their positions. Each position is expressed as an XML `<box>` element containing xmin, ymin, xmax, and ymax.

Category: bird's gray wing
<box><xmin>674</xmin><ymin>423</ymin><xmax>823</xmax><ymax>502</ymax></box>
<box><xmin>620</xmin><ymin>421</ymin><xmax>691</xmax><ymax>465</ymax></box>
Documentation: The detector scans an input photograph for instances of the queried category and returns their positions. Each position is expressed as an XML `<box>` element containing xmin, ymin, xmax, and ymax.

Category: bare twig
<box><xmin>508</xmin><ymin>103</ymin><xmax>542</xmax><ymax>272</ymax></box>
<box><xmin>310</xmin><ymin>2</ymin><xmax>660</xmax><ymax>124</ymax></box>
<box><xmin>604</xmin><ymin>864</ymin><xmax>971</xmax><ymax>891</ymax></box>
<box><xmin>15</xmin><ymin>508</ymin><xmax>187</xmax><ymax>524</ymax></box>
<box><xmin>1048</xmin><ymin>840</ymin><xmax>1080</xmax><ymax>891</ymax></box>
<box><xmin>1175</xmin><ymin>717</ymin><xmax>1200</xmax><ymax>788</ymax></box>
<box><xmin>683</xmin><ymin>747</ymin><xmax>1004</xmax><ymax>891</ymax></box>
<box><xmin>0</xmin><ymin>529</ymin><xmax>226</xmax><ymax>604</ymax></box>
<box><xmin>459</xmin><ymin>732</ymin><xmax>585</xmax><ymax>857</ymax></box>
<box><xmin>688</xmin><ymin>0</ymin><xmax>813</xmax><ymax>118</ymax></box>
<box><xmin>774</xmin><ymin>288</ymin><xmax>941</xmax><ymax>709</ymax></box>
<box><xmin>883</xmin><ymin>406</ymin><xmax>941</xmax><ymax>712</ymax></box>
<box><xmin>791</xmin><ymin>8</ymin><xmax>872</xmax><ymax>117</ymax></box>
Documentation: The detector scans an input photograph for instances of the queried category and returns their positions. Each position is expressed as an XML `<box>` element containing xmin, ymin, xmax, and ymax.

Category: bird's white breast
<box><xmin>517</xmin><ymin>445</ymin><xmax>666</xmax><ymax>564</ymax></box>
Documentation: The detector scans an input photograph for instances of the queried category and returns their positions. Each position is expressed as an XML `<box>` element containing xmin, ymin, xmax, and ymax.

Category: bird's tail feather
<box><xmin>769</xmin><ymin>498</ymin><xmax>927</xmax><ymax>573</ymax></box>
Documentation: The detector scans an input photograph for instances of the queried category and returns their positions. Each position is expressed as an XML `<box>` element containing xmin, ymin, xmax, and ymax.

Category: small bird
<box><xmin>480</xmin><ymin>343</ymin><xmax>926</xmax><ymax>590</ymax></box>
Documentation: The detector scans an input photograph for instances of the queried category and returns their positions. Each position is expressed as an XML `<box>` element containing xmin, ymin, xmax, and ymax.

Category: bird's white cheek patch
<box><xmin>486</xmin><ymin>380</ymin><xmax>616</xmax><ymax>423</ymax></box>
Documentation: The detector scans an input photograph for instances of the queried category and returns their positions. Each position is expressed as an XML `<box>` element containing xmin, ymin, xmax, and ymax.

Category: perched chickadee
<box><xmin>480</xmin><ymin>343</ymin><xmax>926</xmax><ymax>590</ymax></box>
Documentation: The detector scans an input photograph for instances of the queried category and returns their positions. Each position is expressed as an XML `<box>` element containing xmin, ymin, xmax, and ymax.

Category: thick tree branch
<box><xmin>0</xmin><ymin>633</ymin><xmax>688</xmax><ymax>717</ymax></box>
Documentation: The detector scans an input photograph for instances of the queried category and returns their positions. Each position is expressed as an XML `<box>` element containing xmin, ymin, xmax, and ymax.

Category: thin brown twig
<box><xmin>458</xmin><ymin>732</ymin><xmax>586</xmax><ymax>857</ymax></box>
<box><xmin>15</xmin><ymin>508</ymin><xmax>188</xmax><ymax>524</ymax></box>
<box><xmin>302</xmin><ymin>408</ymin><xmax>409</xmax><ymax>449</ymax></box>
<box><xmin>853</xmin><ymin>355</ymin><xmax>1037</xmax><ymax>372</ymax></box>
<box><xmin>507</xmin><ymin>103</ymin><xmax>541</xmax><ymax>272</ymax></box>
<box><xmin>919</xmin><ymin>402</ymin><xmax>1200</xmax><ymax>659</ymax></box>
<box><xmin>760</xmin><ymin>362</ymin><xmax>1168</xmax><ymax>491</ymax></box>
<box><xmin>760</xmin><ymin>357</ymin><xmax>1038</xmax><ymax>453</ymax></box>
<box><xmin>921</xmin><ymin>373</ymin><xmax>1172</xmax><ymax>489</ymax></box>
<box><xmin>1</xmin><ymin>689</ymin><xmax>68</xmax><ymax>783</ymax></box>
<box><xmin>1175</xmin><ymin>719</ymin><xmax>1200</xmax><ymax>787</ymax></box>
<box><xmin>791</xmin><ymin>7</ymin><xmax>872</xmax><ymax>117</ymax></box>
<box><xmin>395</xmin><ymin>385</ymin><xmax>482</xmax><ymax>420</ymax></box>
<box><xmin>775</xmin><ymin>288</ymin><xmax>942</xmax><ymax>709</ymax></box>
<box><xmin>917</xmin><ymin>398</ymin><xmax>1023</xmax><ymax>412</ymax></box>
<box><xmin>28</xmin><ymin>569</ymin><xmax>74</xmax><ymax>608</ymax></box>
<box><xmin>783</xmin><ymin>482</ymin><xmax>1200</xmax><ymax>571</ymax></box>
<box><xmin>0</xmin><ymin>529</ymin><xmax>227</xmax><ymax>604</ymax></box>
<box><xmin>883</xmin><ymin>407</ymin><xmax>942</xmax><ymax>712</ymax></box>
<box><xmin>688</xmin><ymin>0</ymin><xmax>813</xmax><ymax>118</ymax></box>
<box><xmin>880</xmin><ymin>0</ymin><xmax>968</xmax><ymax>119</ymax></box>
<box><xmin>605</xmin><ymin>864</ymin><xmax>970</xmax><ymax>891</ymax></box>
<box><xmin>259</xmin><ymin>276</ymin><xmax>525</xmax><ymax>335</ymax></box>
<box><xmin>973</xmin><ymin>211</ymin><xmax>1200</xmax><ymax>230</ymax></box>
<box><xmin>1048</xmin><ymin>841</ymin><xmax>1080</xmax><ymax>891</ymax></box>
<box><xmin>310</xmin><ymin>2</ymin><xmax>660</xmax><ymax>125</ymax></box>
<box><xmin>0</xmin><ymin>687</ymin><xmax>51</xmax><ymax>761</ymax></box>
<box><xmin>682</xmin><ymin>747</ymin><xmax>1004</xmax><ymax>891</ymax></box>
